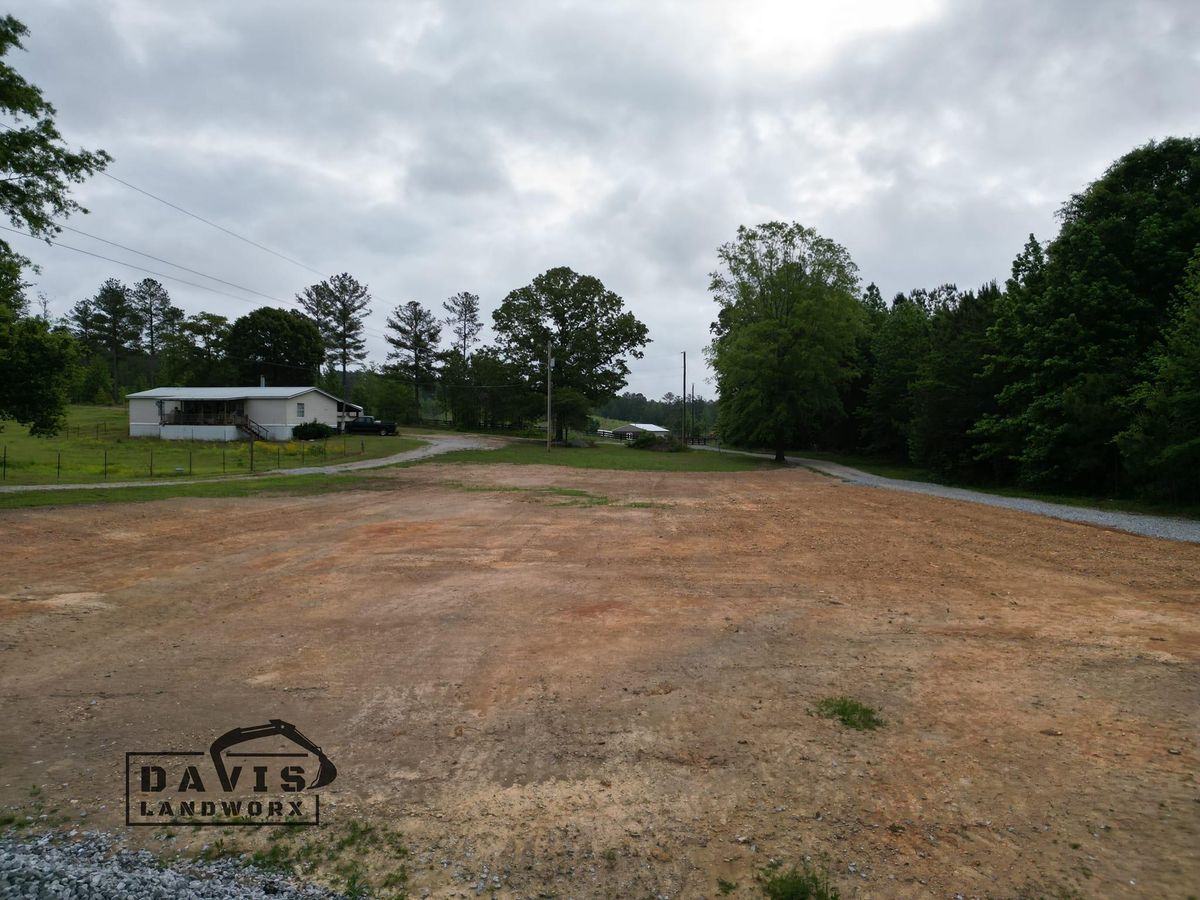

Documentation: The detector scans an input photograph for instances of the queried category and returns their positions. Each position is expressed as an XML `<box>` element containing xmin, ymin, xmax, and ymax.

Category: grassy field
<box><xmin>405</xmin><ymin>439</ymin><xmax>774</xmax><ymax>472</ymax></box>
<box><xmin>0</xmin><ymin>471</ymin><xmax>397</xmax><ymax>510</ymax></box>
<box><xmin>0</xmin><ymin>405</ymin><xmax>422</xmax><ymax>485</ymax></box>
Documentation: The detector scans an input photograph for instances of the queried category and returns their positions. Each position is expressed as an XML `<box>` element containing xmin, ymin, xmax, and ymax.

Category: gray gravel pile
<box><xmin>0</xmin><ymin>832</ymin><xmax>343</xmax><ymax>900</ymax></box>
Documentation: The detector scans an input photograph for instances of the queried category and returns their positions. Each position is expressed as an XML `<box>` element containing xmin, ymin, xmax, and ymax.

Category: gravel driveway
<box><xmin>700</xmin><ymin>446</ymin><xmax>1200</xmax><ymax>543</ymax></box>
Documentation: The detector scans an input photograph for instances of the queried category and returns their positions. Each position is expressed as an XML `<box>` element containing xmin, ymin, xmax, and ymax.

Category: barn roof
<box><xmin>613</xmin><ymin>422</ymin><xmax>670</xmax><ymax>433</ymax></box>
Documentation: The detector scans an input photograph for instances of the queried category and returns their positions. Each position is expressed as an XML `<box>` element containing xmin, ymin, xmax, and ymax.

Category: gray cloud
<box><xmin>8</xmin><ymin>0</ymin><xmax>1199</xmax><ymax>398</ymax></box>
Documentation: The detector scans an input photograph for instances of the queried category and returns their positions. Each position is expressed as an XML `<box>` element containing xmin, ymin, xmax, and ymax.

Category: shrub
<box><xmin>758</xmin><ymin>861</ymin><xmax>840</xmax><ymax>900</ymax></box>
<box><xmin>628</xmin><ymin>433</ymin><xmax>685</xmax><ymax>451</ymax></box>
<box><xmin>293</xmin><ymin>420</ymin><xmax>336</xmax><ymax>440</ymax></box>
<box><xmin>811</xmin><ymin>696</ymin><xmax>884</xmax><ymax>730</ymax></box>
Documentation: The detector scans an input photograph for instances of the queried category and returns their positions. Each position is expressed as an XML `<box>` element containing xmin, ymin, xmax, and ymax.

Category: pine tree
<box><xmin>296</xmin><ymin>273</ymin><xmax>371</xmax><ymax>404</ymax></box>
<box><xmin>385</xmin><ymin>301</ymin><xmax>441</xmax><ymax>420</ymax></box>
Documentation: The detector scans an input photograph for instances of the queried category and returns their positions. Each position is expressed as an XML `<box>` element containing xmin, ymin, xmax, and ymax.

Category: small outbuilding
<box><xmin>126</xmin><ymin>387</ymin><xmax>362</xmax><ymax>441</ymax></box>
<box><xmin>611</xmin><ymin>422</ymin><xmax>671</xmax><ymax>441</ymax></box>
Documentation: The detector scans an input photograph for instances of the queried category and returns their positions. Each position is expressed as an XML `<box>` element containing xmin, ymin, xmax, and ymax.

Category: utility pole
<box><xmin>546</xmin><ymin>337</ymin><xmax>553</xmax><ymax>452</ymax></box>
<box><xmin>681</xmin><ymin>351</ymin><xmax>687</xmax><ymax>443</ymax></box>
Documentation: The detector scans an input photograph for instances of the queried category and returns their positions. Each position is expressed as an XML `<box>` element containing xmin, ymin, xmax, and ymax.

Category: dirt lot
<box><xmin>1</xmin><ymin>463</ymin><xmax>1197</xmax><ymax>897</ymax></box>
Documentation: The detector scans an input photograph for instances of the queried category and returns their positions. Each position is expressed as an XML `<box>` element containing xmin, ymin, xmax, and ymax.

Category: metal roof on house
<box><xmin>126</xmin><ymin>387</ymin><xmax>361</xmax><ymax>408</ymax></box>
<box><xmin>613</xmin><ymin>423</ymin><xmax>670</xmax><ymax>433</ymax></box>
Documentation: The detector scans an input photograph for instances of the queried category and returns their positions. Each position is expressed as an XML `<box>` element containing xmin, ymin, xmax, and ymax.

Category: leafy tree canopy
<box><xmin>0</xmin><ymin>15</ymin><xmax>110</xmax><ymax>281</ymax></box>
<box><xmin>225</xmin><ymin>307</ymin><xmax>324</xmax><ymax>386</ymax></box>
<box><xmin>985</xmin><ymin>137</ymin><xmax>1200</xmax><ymax>490</ymax></box>
<box><xmin>492</xmin><ymin>266</ymin><xmax>649</xmax><ymax>438</ymax></box>
<box><xmin>708</xmin><ymin>222</ymin><xmax>863</xmax><ymax>461</ymax></box>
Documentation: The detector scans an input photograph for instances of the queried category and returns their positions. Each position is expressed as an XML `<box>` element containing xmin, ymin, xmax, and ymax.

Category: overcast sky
<box><xmin>8</xmin><ymin>0</ymin><xmax>1199</xmax><ymax>398</ymax></box>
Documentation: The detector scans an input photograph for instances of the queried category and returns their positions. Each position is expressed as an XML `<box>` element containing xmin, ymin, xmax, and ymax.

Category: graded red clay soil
<box><xmin>1</xmin><ymin>464</ymin><xmax>1197</xmax><ymax>897</ymax></box>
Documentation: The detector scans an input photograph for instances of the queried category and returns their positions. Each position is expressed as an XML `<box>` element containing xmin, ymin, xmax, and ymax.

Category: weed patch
<box><xmin>757</xmin><ymin>859</ymin><xmax>840</xmax><ymax>900</ymax></box>
<box><xmin>811</xmin><ymin>696</ymin><xmax>884</xmax><ymax>731</ymax></box>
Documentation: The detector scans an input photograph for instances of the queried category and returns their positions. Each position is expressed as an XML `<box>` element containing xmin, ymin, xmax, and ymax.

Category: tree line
<box><xmin>49</xmin><ymin>265</ymin><xmax>650</xmax><ymax>440</ymax></box>
<box><xmin>709</xmin><ymin>137</ymin><xmax>1200</xmax><ymax>502</ymax></box>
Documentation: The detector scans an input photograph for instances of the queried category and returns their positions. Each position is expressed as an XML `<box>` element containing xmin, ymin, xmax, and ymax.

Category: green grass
<box><xmin>757</xmin><ymin>860</ymin><xmax>840</xmax><ymax>900</ymax></box>
<box><xmin>404</xmin><ymin>439</ymin><xmax>774</xmax><ymax>472</ymax></box>
<box><xmin>811</xmin><ymin>696</ymin><xmax>884</xmax><ymax>731</ymax></box>
<box><xmin>0</xmin><ymin>471</ymin><xmax>399</xmax><ymax>510</ymax></box>
<box><xmin>0</xmin><ymin>404</ymin><xmax>422</xmax><ymax>485</ymax></box>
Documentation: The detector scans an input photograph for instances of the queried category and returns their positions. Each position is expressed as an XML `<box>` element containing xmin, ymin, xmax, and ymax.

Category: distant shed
<box><xmin>611</xmin><ymin>423</ymin><xmax>671</xmax><ymax>440</ymax></box>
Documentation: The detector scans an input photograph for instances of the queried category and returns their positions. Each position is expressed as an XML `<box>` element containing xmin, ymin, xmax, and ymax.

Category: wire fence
<box><xmin>0</xmin><ymin>436</ymin><xmax>374</xmax><ymax>485</ymax></box>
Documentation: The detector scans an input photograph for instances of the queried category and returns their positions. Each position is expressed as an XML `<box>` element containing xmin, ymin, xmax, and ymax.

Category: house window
<box><xmin>296</xmin><ymin>402</ymin><xmax>305</xmax><ymax>418</ymax></box>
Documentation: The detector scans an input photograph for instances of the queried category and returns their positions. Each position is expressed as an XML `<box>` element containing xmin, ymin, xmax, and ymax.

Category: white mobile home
<box><xmin>126</xmin><ymin>387</ymin><xmax>362</xmax><ymax>441</ymax></box>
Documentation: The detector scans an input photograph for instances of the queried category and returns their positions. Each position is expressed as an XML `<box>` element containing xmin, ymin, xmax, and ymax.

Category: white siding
<box><xmin>286</xmin><ymin>390</ymin><xmax>338</xmax><ymax>428</ymax></box>
<box><xmin>128</xmin><ymin>397</ymin><xmax>177</xmax><ymax>437</ymax></box>
<box><xmin>244</xmin><ymin>398</ymin><xmax>290</xmax><ymax>440</ymax></box>
<box><xmin>160</xmin><ymin>425</ymin><xmax>240</xmax><ymax>441</ymax></box>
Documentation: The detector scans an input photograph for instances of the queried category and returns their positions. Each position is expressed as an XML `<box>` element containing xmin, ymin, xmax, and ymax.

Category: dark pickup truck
<box><xmin>343</xmin><ymin>415</ymin><xmax>398</xmax><ymax>436</ymax></box>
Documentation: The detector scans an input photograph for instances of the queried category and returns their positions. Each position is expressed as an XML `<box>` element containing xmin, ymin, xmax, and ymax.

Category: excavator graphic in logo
<box><xmin>210</xmin><ymin>719</ymin><xmax>338</xmax><ymax>792</ymax></box>
<box><xmin>126</xmin><ymin>719</ymin><xmax>337</xmax><ymax>826</ymax></box>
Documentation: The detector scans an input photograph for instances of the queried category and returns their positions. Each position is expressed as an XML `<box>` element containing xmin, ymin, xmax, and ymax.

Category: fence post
<box><xmin>222</xmin><ymin>449</ymin><xmax>226</xmax><ymax>474</ymax></box>
<box><xmin>56</xmin><ymin>450</ymin><xmax>61</xmax><ymax>482</ymax></box>
<box><xmin>189</xmin><ymin>450</ymin><xmax>193</xmax><ymax>476</ymax></box>
<box><xmin>277</xmin><ymin>447</ymin><xmax>281</xmax><ymax>469</ymax></box>
<box><xmin>360</xmin><ymin>439</ymin><xmax>364</xmax><ymax>455</ymax></box>
<box><xmin>103</xmin><ymin>449</ymin><xmax>107</xmax><ymax>481</ymax></box>
<box><xmin>150</xmin><ymin>449</ymin><xmax>154</xmax><ymax>477</ymax></box>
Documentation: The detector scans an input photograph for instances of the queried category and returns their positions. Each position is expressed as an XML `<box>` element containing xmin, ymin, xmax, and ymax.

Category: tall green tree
<box><xmin>492</xmin><ymin>266</ymin><xmax>649</xmax><ymax>440</ymax></box>
<box><xmin>908</xmin><ymin>282</ymin><xmax>1002</xmax><ymax>478</ymax></box>
<box><xmin>79</xmin><ymin>277</ymin><xmax>142</xmax><ymax>404</ymax></box>
<box><xmin>385</xmin><ymin>300</ymin><xmax>441</xmax><ymax>420</ymax></box>
<box><xmin>470</xmin><ymin>347</ymin><xmax>541</xmax><ymax>428</ymax></box>
<box><xmin>862</xmin><ymin>291</ymin><xmax>932</xmax><ymax>457</ymax></box>
<box><xmin>226</xmin><ymin>307</ymin><xmax>324</xmax><ymax>386</ymax></box>
<box><xmin>0</xmin><ymin>15</ymin><xmax>110</xmax><ymax>282</ymax></box>
<box><xmin>131</xmin><ymin>278</ymin><xmax>181</xmax><ymax>385</ymax></box>
<box><xmin>442</xmin><ymin>291</ymin><xmax>483</xmax><ymax>359</ymax></box>
<box><xmin>981</xmin><ymin>138</ymin><xmax>1200</xmax><ymax>491</ymax></box>
<box><xmin>1118</xmin><ymin>250</ymin><xmax>1200</xmax><ymax>500</ymax></box>
<box><xmin>0</xmin><ymin>15</ymin><xmax>106</xmax><ymax>432</ymax></box>
<box><xmin>297</xmin><ymin>272</ymin><xmax>371</xmax><ymax>403</ymax></box>
<box><xmin>0</xmin><ymin>270</ymin><xmax>77</xmax><ymax>434</ymax></box>
<box><xmin>708</xmin><ymin>222</ymin><xmax>863</xmax><ymax>461</ymax></box>
<box><xmin>161</xmin><ymin>312</ymin><xmax>233</xmax><ymax>385</ymax></box>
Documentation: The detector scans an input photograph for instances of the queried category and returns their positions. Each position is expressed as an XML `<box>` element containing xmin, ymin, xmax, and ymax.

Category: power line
<box><xmin>0</xmin><ymin>224</ymin><xmax>272</xmax><ymax>305</ymax></box>
<box><xmin>2</xmin><ymin>120</ymin><xmax>325</xmax><ymax>276</ymax></box>
<box><xmin>98</xmin><ymin>171</ymin><xmax>327</xmax><ymax>277</ymax></box>
<box><xmin>58</xmin><ymin>224</ymin><xmax>292</xmax><ymax>305</ymax></box>
<box><xmin>5</xmin><ymin>221</ymin><xmax>393</xmax><ymax>342</ymax></box>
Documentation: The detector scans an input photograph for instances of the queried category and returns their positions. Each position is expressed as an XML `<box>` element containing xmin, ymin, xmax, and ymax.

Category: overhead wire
<box><xmin>95</xmin><ymin>171</ymin><xmax>327</xmax><ymax>277</ymax></box>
